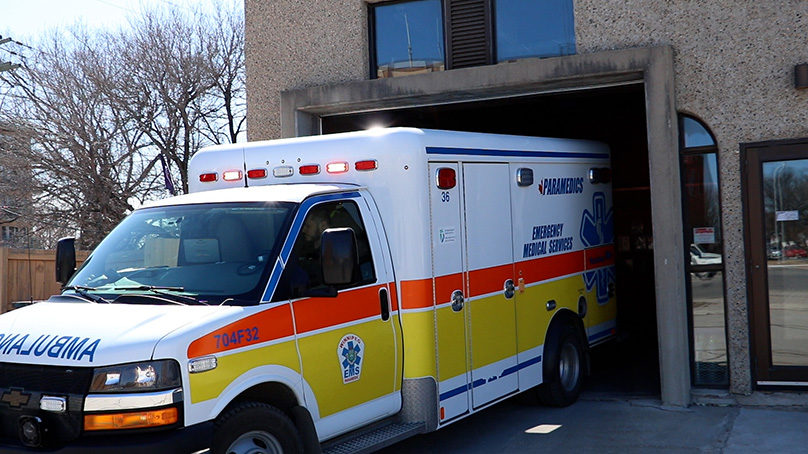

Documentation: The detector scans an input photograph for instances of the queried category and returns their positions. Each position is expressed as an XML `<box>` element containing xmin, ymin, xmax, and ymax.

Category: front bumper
<box><xmin>0</xmin><ymin>420</ymin><xmax>213</xmax><ymax>454</ymax></box>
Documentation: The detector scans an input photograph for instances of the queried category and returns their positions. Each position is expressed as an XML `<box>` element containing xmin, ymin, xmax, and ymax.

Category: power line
<box><xmin>0</xmin><ymin>37</ymin><xmax>22</xmax><ymax>73</ymax></box>
<box><xmin>93</xmin><ymin>0</ymin><xmax>137</xmax><ymax>14</ymax></box>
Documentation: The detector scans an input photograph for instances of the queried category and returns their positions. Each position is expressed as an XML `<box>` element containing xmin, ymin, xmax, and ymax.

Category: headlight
<box><xmin>90</xmin><ymin>360</ymin><xmax>181</xmax><ymax>393</ymax></box>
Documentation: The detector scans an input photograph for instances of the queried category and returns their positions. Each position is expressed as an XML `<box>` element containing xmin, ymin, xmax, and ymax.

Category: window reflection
<box><xmin>762</xmin><ymin>159</ymin><xmax>808</xmax><ymax>366</ymax></box>
<box><xmin>680</xmin><ymin>114</ymin><xmax>726</xmax><ymax>386</ymax></box>
<box><xmin>373</xmin><ymin>0</ymin><xmax>445</xmax><ymax>78</ymax></box>
<box><xmin>683</xmin><ymin>154</ymin><xmax>721</xmax><ymax>256</ymax></box>
<box><xmin>682</xmin><ymin>116</ymin><xmax>715</xmax><ymax>148</ymax></box>
<box><xmin>494</xmin><ymin>0</ymin><xmax>575</xmax><ymax>62</ymax></box>
<box><xmin>690</xmin><ymin>272</ymin><xmax>728</xmax><ymax>385</ymax></box>
<box><xmin>767</xmin><ymin>262</ymin><xmax>808</xmax><ymax>366</ymax></box>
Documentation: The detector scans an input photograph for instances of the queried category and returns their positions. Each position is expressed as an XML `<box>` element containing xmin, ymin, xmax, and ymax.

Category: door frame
<box><xmin>743</xmin><ymin>137</ymin><xmax>808</xmax><ymax>384</ymax></box>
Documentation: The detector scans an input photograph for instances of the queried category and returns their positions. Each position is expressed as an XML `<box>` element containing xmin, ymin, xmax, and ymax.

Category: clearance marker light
<box><xmin>199</xmin><ymin>173</ymin><xmax>217</xmax><ymax>182</ymax></box>
<box><xmin>273</xmin><ymin>166</ymin><xmax>294</xmax><ymax>177</ymax></box>
<box><xmin>326</xmin><ymin>162</ymin><xmax>349</xmax><ymax>174</ymax></box>
<box><xmin>188</xmin><ymin>355</ymin><xmax>218</xmax><ymax>374</ymax></box>
<box><xmin>247</xmin><ymin>168</ymin><xmax>268</xmax><ymax>179</ymax></box>
<box><xmin>355</xmin><ymin>160</ymin><xmax>378</xmax><ymax>171</ymax></box>
<box><xmin>222</xmin><ymin>170</ymin><xmax>243</xmax><ymax>182</ymax></box>
<box><xmin>299</xmin><ymin>164</ymin><xmax>320</xmax><ymax>175</ymax></box>
<box><xmin>436</xmin><ymin>167</ymin><xmax>456</xmax><ymax>189</ymax></box>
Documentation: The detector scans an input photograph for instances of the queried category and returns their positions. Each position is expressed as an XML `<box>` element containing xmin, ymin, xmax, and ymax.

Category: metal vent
<box><xmin>447</xmin><ymin>0</ymin><xmax>490</xmax><ymax>69</ymax></box>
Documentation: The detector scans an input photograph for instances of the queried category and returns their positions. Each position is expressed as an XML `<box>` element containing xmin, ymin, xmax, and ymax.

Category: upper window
<box><xmin>682</xmin><ymin>116</ymin><xmax>716</xmax><ymax>148</ymax></box>
<box><xmin>371</xmin><ymin>0</ymin><xmax>446</xmax><ymax>78</ymax></box>
<box><xmin>494</xmin><ymin>0</ymin><xmax>575</xmax><ymax>62</ymax></box>
<box><xmin>370</xmin><ymin>0</ymin><xmax>577</xmax><ymax>78</ymax></box>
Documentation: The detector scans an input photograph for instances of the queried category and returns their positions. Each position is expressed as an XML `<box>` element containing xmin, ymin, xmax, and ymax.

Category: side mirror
<box><xmin>321</xmin><ymin>228</ymin><xmax>358</xmax><ymax>286</ymax></box>
<box><xmin>55</xmin><ymin>237</ymin><xmax>77</xmax><ymax>285</ymax></box>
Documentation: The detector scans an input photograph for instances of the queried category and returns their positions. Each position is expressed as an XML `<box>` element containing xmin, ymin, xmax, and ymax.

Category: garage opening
<box><xmin>321</xmin><ymin>83</ymin><xmax>661</xmax><ymax>397</ymax></box>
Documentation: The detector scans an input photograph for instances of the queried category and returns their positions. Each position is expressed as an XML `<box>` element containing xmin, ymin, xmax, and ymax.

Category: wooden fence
<box><xmin>0</xmin><ymin>248</ymin><xmax>90</xmax><ymax>313</ymax></box>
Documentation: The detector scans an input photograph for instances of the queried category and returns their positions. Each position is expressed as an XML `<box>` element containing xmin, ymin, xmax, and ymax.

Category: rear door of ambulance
<box><xmin>429</xmin><ymin>161</ymin><xmax>519</xmax><ymax>423</ymax></box>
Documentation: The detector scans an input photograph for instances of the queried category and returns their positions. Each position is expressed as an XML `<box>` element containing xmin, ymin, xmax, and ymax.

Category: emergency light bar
<box><xmin>198</xmin><ymin>160</ymin><xmax>380</xmax><ymax>183</ymax></box>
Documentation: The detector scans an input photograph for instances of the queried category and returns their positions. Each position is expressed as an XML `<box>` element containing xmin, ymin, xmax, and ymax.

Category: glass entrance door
<box><xmin>745</xmin><ymin>140</ymin><xmax>808</xmax><ymax>383</ymax></box>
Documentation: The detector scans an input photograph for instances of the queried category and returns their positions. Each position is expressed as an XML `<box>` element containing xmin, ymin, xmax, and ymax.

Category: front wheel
<box><xmin>537</xmin><ymin>324</ymin><xmax>584</xmax><ymax>407</ymax></box>
<box><xmin>212</xmin><ymin>402</ymin><xmax>303</xmax><ymax>454</ymax></box>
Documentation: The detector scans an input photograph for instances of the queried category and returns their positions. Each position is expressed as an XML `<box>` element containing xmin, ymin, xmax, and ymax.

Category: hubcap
<box><xmin>227</xmin><ymin>430</ymin><xmax>283</xmax><ymax>454</ymax></box>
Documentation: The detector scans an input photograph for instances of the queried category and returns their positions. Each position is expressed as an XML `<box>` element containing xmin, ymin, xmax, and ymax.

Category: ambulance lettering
<box><xmin>523</xmin><ymin>223</ymin><xmax>574</xmax><ymax>258</ymax></box>
<box><xmin>214</xmin><ymin>327</ymin><xmax>260</xmax><ymax>349</ymax></box>
<box><xmin>338</xmin><ymin>334</ymin><xmax>363</xmax><ymax>384</ymax></box>
<box><xmin>0</xmin><ymin>333</ymin><xmax>101</xmax><ymax>362</ymax></box>
<box><xmin>538</xmin><ymin>177</ymin><xmax>584</xmax><ymax>195</ymax></box>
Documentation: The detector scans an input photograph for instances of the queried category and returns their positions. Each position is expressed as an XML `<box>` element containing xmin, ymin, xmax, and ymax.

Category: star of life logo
<box><xmin>580</xmin><ymin>192</ymin><xmax>615</xmax><ymax>305</ymax></box>
<box><xmin>338</xmin><ymin>334</ymin><xmax>363</xmax><ymax>384</ymax></box>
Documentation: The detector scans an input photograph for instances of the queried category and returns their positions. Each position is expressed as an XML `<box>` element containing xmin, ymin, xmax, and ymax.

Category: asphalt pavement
<box><xmin>380</xmin><ymin>389</ymin><xmax>808</xmax><ymax>453</ymax></box>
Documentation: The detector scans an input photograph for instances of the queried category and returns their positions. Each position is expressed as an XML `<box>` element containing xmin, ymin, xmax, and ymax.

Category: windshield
<box><xmin>66</xmin><ymin>202</ymin><xmax>295</xmax><ymax>305</ymax></box>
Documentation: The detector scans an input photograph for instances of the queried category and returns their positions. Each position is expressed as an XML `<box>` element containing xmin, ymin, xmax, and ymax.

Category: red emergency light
<box><xmin>436</xmin><ymin>167</ymin><xmax>456</xmax><ymax>189</ymax></box>
<box><xmin>199</xmin><ymin>173</ymin><xmax>217</xmax><ymax>183</ymax></box>
<box><xmin>247</xmin><ymin>168</ymin><xmax>268</xmax><ymax>179</ymax></box>
<box><xmin>299</xmin><ymin>164</ymin><xmax>320</xmax><ymax>175</ymax></box>
<box><xmin>355</xmin><ymin>160</ymin><xmax>378</xmax><ymax>171</ymax></box>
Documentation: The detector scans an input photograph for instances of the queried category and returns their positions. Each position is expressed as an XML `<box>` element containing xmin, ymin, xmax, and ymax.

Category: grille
<box><xmin>694</xmin><ymin>361</ymin><xmax>729</xmax><ymax>386</ymax></box>
<box><xmin>0</xmin><ymin>362</ymin><xmax>93</xmax><ymax>394</ymax></box>
<box><xmin>0</xmin><ymin>363</ymin><xmax>91</xmax><ymax>447</ymax></box>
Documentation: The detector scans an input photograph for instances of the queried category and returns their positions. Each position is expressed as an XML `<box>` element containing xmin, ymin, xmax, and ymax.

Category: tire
<box><xmin>212</xmin><ymin>402</ymin><xmax>303</xmax><ymax>454</ymax></box>
<box><xmin>537</xmin><ymin>324</ymin><xmax>585</xmax><ymax>407</ymax></box>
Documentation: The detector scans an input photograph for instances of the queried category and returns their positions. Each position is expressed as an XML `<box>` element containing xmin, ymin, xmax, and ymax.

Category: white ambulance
<box><xmin>0</xmin><ymin>128</ymin><xmax>616</xmax><ymax>453</ymax></box>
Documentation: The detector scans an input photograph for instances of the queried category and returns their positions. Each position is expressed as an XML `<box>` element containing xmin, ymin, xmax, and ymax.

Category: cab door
<box><xmin>280</xmin><ymin>195</ymin><xmax>402</xmax><ymax>440</ymax></box>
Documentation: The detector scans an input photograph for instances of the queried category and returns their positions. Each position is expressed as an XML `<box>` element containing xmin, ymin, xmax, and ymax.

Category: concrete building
<box><xmin>243</xmin><ymin>0</ymin><xmax>808</xmax><ymax>406</ymax></box>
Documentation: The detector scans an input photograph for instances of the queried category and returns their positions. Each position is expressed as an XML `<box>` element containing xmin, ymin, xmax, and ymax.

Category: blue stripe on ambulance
<box><xmin>425</xmin><ymin>146</ymin><xmax>610</xmax><ymax>160</ymax></box>
<box><xmin>438</xmin><ymin>354</ymin><xmax>543</xmax><ymax>402</ymax></box>
<box><xmin>588</xmin><ymin>328</ymin><xmax>614</xmax><ymax>343</ymax></box>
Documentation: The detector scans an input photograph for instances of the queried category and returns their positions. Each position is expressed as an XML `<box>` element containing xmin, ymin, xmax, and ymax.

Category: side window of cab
<box><xmin>273</xmin><ymin>200</ymin><xmax>376</xmax><ymax>301</ymax></box>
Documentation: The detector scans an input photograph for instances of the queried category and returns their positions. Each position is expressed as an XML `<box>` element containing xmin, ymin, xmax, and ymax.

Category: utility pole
<box><xmin>0</xmin><ymin>37</ymin><xmax>21</xmax><ymax>73</ymax></box>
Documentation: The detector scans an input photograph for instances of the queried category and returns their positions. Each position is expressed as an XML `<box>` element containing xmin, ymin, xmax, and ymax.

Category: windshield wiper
<box><xmin>62</xmin><ymin>286</ymin><xmax>112</xmax><ymax>304</ymax></box>
<box><xmin>112</xmin><ymin>285</ymin><xmax>208</xmax><ymax>305</ymax></box>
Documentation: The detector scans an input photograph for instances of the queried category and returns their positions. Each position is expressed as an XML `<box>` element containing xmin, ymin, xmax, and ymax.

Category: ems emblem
<box><xmin>338</xmin><ymin>334</ymin><xmax>363</xmax><ymax>384</ymax></box>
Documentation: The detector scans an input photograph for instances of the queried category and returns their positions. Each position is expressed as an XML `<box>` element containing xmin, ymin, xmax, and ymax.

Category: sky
<box><xmin>1</xmin><ymin>0</ymin><xmax>201</xmax><ymax>44</ymax></box>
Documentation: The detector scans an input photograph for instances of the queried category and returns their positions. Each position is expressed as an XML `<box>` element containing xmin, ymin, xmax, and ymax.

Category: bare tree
<box><xmin>202</xmin><ymin>1</ymin><xmax>247</xmax><ymax>145</ymax></box>
<box><xmin>1</xmin><ymin>29</ymin><xmax>162</xmax><ymax>248</ymax></box>
<box><xmin>115</xmin><ymin>1</ymin><xmax>245</xmax><ymax>194</ymax></box>
<box><xmin>0</xmin><ymin>1</ymin><xmax>245</xmax><ymax>249</ymax></box>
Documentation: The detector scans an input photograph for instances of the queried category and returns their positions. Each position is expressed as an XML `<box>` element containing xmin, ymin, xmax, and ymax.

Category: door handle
<box><xmin>379</xmin><ymin>287</ymin><xmax>390</xmax><ymax>321</ymax></box>
<box><xmin>451</xmin><ymin>290</ymin><xmax>464</xmax><ymax>312</ymax></box>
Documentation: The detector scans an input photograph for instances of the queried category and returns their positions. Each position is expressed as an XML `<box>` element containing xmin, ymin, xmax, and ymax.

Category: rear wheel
<box><xmin>537</xmin><ymin>324</ymin><xmax>584</xmax><ymax>407</ymax></box>
<box><xmin>213</xmin><ymin>402</ymin><xmax>303</xmax><ymax>454</ymax></box>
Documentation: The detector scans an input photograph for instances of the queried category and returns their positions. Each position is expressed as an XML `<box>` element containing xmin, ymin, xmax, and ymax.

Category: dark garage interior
<box><xmin>322</xmin><ymin>82</ymin><xmax>661</xmax><ymax>397</ymax></box>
